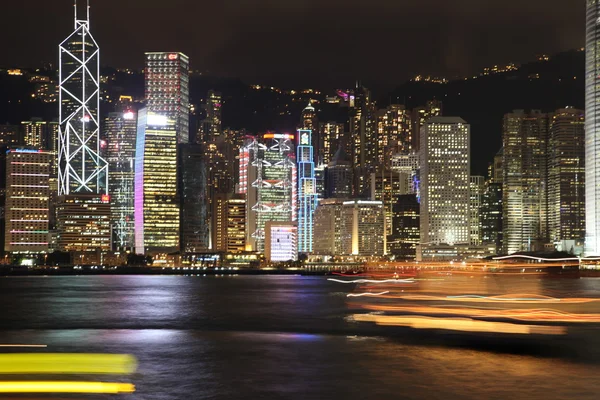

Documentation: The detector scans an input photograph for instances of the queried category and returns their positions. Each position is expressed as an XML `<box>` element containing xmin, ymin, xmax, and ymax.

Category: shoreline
<box><xmin>0</xmin><ymin>266</ymin><xmax>332</xmax><ymax>276</ymax></box>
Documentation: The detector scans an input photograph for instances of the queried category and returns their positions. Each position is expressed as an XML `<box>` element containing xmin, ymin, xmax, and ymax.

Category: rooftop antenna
<box><xmin>87</xmin><ymin>0</ymin><xmax>90</xmax><ymax>24</ymax></box>
<box><xmin>74</xmin><ymin>0</ymin><xmax>77</xmax><ymax>28</ymax></box>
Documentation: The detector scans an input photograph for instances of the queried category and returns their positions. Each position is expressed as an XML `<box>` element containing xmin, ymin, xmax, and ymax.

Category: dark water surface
<box><xmin>1</xmin><ymin>275</ymin><xmax>600</xmax><ymax>399</ymax></box>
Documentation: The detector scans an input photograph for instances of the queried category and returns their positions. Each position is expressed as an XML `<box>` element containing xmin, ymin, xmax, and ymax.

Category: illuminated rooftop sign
<box><xmin>6</xmin><ymin>149</ymin><xmax>43</xmax><ymax>154</ymax></box>
<box><xmin>264</xmin><ymin>133</ymin><xmax>294</xmax><ymax>140</ymax></box>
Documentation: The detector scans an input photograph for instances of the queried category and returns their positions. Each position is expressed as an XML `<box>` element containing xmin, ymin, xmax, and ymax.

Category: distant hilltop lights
<box><xmin>412</xmin><ymin>62</ymin><xmax>521</xmax><ymax>84</ymax></box>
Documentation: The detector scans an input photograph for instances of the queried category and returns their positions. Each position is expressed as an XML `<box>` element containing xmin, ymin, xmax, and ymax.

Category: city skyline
<box><xmin>0</xmin><ymin>1</ymin><xmax>584</xmax><ymax>90</ymax></box>
<box><xmin>0</xmin><ymin>0</ymin><xmax>593</xmax><ymax>263</ymax></box>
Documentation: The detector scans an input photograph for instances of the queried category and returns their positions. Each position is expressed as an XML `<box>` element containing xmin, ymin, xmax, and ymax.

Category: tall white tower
<box><xmin>58</xmin><ymin>0</ymin><xmax>108</xmax><ymax>195</ymax></box>
<box><xmin>586</xmin><ymin>1</ymin><xmax>600</xmax><ymax>255</ymax></box>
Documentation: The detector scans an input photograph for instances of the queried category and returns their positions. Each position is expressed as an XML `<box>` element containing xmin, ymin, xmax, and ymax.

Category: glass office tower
<box><xmin>135</xmin><ymin>109</ymin><xmax>180</xmax><ymax>254</ymax></box>
<box><xmin>145</xmin><ymin>52</ymin><xmax>190</xmax><ymax>144</ymax></box>
<box><xmin>586</xmin><ymin>1</ymin><xmax>600</xmax><ymax>255</ymax></box>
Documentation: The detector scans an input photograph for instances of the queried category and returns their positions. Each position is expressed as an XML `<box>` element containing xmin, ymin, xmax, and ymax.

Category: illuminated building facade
<box><xmin>145</xmin><ymin>52</ymin><xmax>190</xmax><ymax>144</ymax></box>
<box><xmin>297</xmin><ymin>129</ymin><xmax>318</xmax><ymax>253</ymax></box>
<box><xmin>58</xmin><ymin>3</ymin><xmax>108</xmax><ymax>196</ymax></box>
<box><xmin>342</xmin><ymin>200</ymin><xmax>385</xmax><ymax>256</ymax></box>
<box><xmin>548</xmin><ymin>108</ymin><xmax>585</xmax><ymax>249</ymax></box>
<box><xmin>205</xmin><ymin>140</ymin><xmax>235</xmax><ymax>209</ymax></box>
<box><xmin>238</xmin><ymin>142</ymin><xmax>251</xmax><ymax>195</ymax></box>
<box><xmin>213</xmin><ymin>194</ymin><xmax>246</xmax><ymax>253</ymax></box>
<box><xmin>4</xmin><ymin>149</ymin><xmax>51</xmax><ymax>254</ymax></box>
<box><xmin>388</xmin><ymin>194</ymin><xmax>420</xmax><ymax>260</ymax></box>
<box><xmin>469</xmin><ymin>175</ymin><xmax>484</xmax><ymax>246</ymax></box>
<box><xmin>21</xmin><ymin>119</ymin><xmax>45</xmax><ymax>148</ymax></box>
<box><xmin>180</xmin><ymin>143</ymin><xmax>209</xmax><ymax>252</ymax></box>
<box><xmin>376</xmin><ymin>105</ymin><xmax>412</xmax><ymax>167</ymax></box>
<box><xmin>314</xmin><ymin>164</ymin><xmax>326</xmax><ymax>200</ymax></box>
<box><xmin>502</xmin><ymin>110</ymin><xmax>548</xmax><ymax>253</ymax></box>
<box><xmin>313</xmin><ymin>198</ymin><xmax>386</xmax><ymax>258</ymax></box>
<box><xmin>30</xmin><ymin>75</ymin><xmax>58</xmax><ymax>104</ymax></box>
<box><xmin>390</xmin><ymin>152</ymin><xmax>420</xmax><ymax>198</ymax></box>
<box><xmin>312</xmin><ymin>199</ymin><xmax>345</xmax><ymax>255</ymax></box>
<box><xmin>420</xmin><ymin>117</ymin><xmax>470</xmax><ymax>245</ymax></box>
<box><xmin>226</xmin><ymin>196</ymin><xmax>246</xmax><ymax>252</ymax></box>
<box><xmin>245</xmin><ymin>134</ymin><xmax>296</xmax><ymax>252</ymax></box>
<box><xmin>350</xmin><ymin>85</ymin><xmax>377</xmax><ymax>196</ymax></box>
<box><xmin>56</xmin><ymin>194</ymin><xmax>110</xmax><ymax>252</ymax></box>
<box><xmin>264</xmin><ymin>222</ymin><xmax>298</xmax><ymax>262</ymax></box>
<box><xmin>586</xmin><ymin>1</ymin><xmax>600</xmax><ymax>254</ymax></box>
<box><xmin>199</xmin><ymin>90</ymin><xmax>222</xmax><ymax>143</ymax></box>
<box><xmin>370</xmin><ymin>170</ymin><xmax>410</xmax><ymax>238</ymax></box>
<box><xmin>412</xmin><ymin>100</ymin><xmax>442</xmax><ymax>151</ymax></box>
<box><xmin>105</xmin><ymin>110</ymin><xmax>137</xmax><ymax>250</ymax></box>
<box><xmin>135</xmin><ymin>109</ymin><xmax>180</xmax><ymax>254</ymax></box>
<box><xmin>318</xmin><ymin>122</ymin><xmax>344</xmax><ymax>165</ymax></box>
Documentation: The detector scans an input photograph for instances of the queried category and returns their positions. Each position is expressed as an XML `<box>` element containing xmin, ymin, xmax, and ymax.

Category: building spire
<box><xmin>87</xmin><ymin>0</ymin><xmax>90</xmax><ymax>25</ymax></box>
<box><xmin>74</xmin><ymin>1</ymin><xmax>77</xmax><ymax>28</ymax></box>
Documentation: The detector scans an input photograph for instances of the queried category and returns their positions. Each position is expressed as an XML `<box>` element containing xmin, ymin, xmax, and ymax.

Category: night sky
<box><xmin>1</xmin><ymin>0</ymin><xmax>585</xmax><ymax>89</ymax></box>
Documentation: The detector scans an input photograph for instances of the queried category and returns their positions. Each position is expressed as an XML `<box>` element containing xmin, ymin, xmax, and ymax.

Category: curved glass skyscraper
<box><xmin>586</xmin><ymin>1</ymin><xmax>600</xmax><ymax>255</ymax></box>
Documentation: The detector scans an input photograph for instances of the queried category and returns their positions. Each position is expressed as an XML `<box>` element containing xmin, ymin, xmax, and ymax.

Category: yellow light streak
<box><xmin>353</xmin><ymin>314</ymin><xmax>566</xmax><ymax>335</ymax></box>
<box><xmin>0</xmin><ymin>381</ymin><xmax>135</xmax><ymax>394</ymax></box>
<box><xmin>0</xmin><ymin>354</ymin><xmax>137</xmax><ymax>374</ymax></box>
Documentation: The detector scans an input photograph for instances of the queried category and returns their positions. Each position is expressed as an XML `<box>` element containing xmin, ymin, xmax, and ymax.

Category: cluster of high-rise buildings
<box><xmin>0</xmin><ymin>3</ymin><xmax>595</xmax><ymax>266</ymax></box>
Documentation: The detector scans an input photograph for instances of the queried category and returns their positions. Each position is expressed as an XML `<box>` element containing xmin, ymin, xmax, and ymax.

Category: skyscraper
<box><xmin>469</xmin><ymin>176</ymin><xmax>484</xmax><ymax>246</ymax></box>
<box><xmin>301</xmin><ymin>102</ymin><xmax>318</xmax><ymax>131</ymax></box>
<box><xmin>390</xmin><ymin>153</ymin><xmax>420</xmax><ymax>198</ymax></box>
<box><xmin>314</xmin><ymin>163</ymin><xmax>326</xmax><ymax>200</ymax></box>
<box><xmin>4</xmin><ymin>149</ymin><xmax>51</xmax><ymax>255</ymax></box>
<box><xmin>21</xmin><ymin>119</ymin><xmax>46</xmax><ymax>148</ymax></box>
<box><xmin>481</xmin><ymin>182</ymin><xmax>503</xmax><ymax>253</ymax></box>
<box><xmin>56</xmin><ymin>194</ymin><xmax>111</xmax><ymax>254</ymax></box>
<box><xmin>297</xmin><ymin>129</ymin><xmax>318</xmax><ymax>253</ymax></box>
<box><xmin>586</xmin><ymin>2</ymin><xmax>600</xmax><ymax>254</ymax></box>
<box><xmin>58</xmin><ymin>1</ymin><xmax>108</xmax><ymax>196</ymax></box>
<box><xmin>245</xmin><ymin>134</ymin><xmax>296</xmax><ymax>253</ymax></box>
<box><xmin>180</xmin><ymin>143</ymin><xmax>209</xmax><ymax>252</ymax></box>
<box><xmin>342</xmin><ymin>200</ymin><xmax>385</xmax><ymax>256</ymax></box>
<box><xmin>135</xmin><ymin>109</ymin><xmax>180</xmax><ymax>254</ymax></box>
<box><xmin>350</xmin><ymin>86</ymin><xmax>377</xmax><ymax>196</ymax></box>
<box><xmin>481</xmin><ymin>148</ymin><xmax>503</xmax><ymax>253</ymax></box>
<box><xmin>502</xmin><ymin>110</ymin><xmax>548</xmax><ymax>254</ymax></box>
<box><xmin>312</xmin><ymin>199</ymin><xmax>384</xmax><ymax>256</ymax></box>
<box><xmin>420</xmin><ymin>117</ymin><xmax>470</xmax><ymax>245</ymax></box>
<box><xmin>213</xmin><ymin>193</ymin><xmax>246</xmax><ymax>253</ymax></box>
<box><xmin>325</xmin><ymin>145</ymin><xmax>353</xmax><ymax>198</ymax></box>
<box><xmin>105</xmin><ymin>109</ymin><xmax>137</xmax><ymax>250</ymax></box>
<box><xmin>388</xmin><ymin>194</ymin><xmax>420</xmax><ymax>260</ymax></box>
<box><xmin>145</xmin><ymin>52</ymin><xmax>190</xmax><ymax>144</ymax></box>
<box><xmin>548</xmin><ymin>108</ymin><xmax>585</xmax><ymax>251</ymax></box>
<box><xmin>313</xmin><ymin>199</ymin><xmax>345</xmax><ymax>256</ymax></box>
<box><xmin>199</xmin><ymin>90</ymin><xmax>222</xmax><ymax>143</ymax></box>
<box><xmin>318</xmin><ymin>122</ymin><xmax>344</xmax><ymax>165</ymax></box>
<box><xmin>376</xmin><ymin>105</ymin><xmax>412</xmax><ymax>167</ymax></box>
<box><xmin>412</xmin><ymin>100</ymin><xmax>442</xmax><ymax>151</ymax></box>
<box><xmin>370</xmin><ymin>169</ymin><xmax>409</xmax><ymax>238</ymax></box>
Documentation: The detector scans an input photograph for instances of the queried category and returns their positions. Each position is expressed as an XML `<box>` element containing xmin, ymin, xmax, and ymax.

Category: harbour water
<box><xmin>1</xmin><ymin>275</ymin><xmax>600</xmax><ymax>399</ymax></box>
